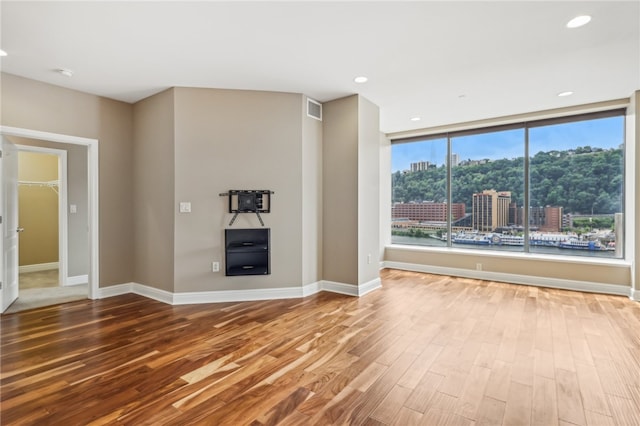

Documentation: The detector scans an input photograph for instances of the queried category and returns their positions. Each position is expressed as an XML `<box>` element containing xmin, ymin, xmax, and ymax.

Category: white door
<box><xmin>1</xmin><ymin>137</ymin><xmax>20</xmax><ymax>313</ymax></box>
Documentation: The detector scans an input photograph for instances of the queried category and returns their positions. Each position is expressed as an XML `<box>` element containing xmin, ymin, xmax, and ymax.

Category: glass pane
<box><xmin>529</xmin><ymin>116</ymin><xmax>624</xmax><ymax>258</ymax></box>
<box><xmin>451</xmin><ymin>128</ymin><xmax>525</xmax><ymax>252</ymax></box>
<box><xmin>391</xmin><ymin>138</ymin><xmax>448</xmax><ymax>247</ymax></box>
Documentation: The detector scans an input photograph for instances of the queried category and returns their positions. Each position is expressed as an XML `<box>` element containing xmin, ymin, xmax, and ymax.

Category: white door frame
<box><xmin>0</xmin><ymin>126</ymin><xmax>99</xmax><ymax>299</ymax></box>
<box><xmin>16</xmin><ymin>145</ymin><xmax>69</xmax><ymax>288</ymax></box>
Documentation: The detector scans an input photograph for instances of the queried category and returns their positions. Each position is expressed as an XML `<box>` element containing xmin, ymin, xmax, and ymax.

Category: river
<box><xmin>391</xmin><ymin>235</ymin><xmax>619</xmax><ymax>259</ymax></box>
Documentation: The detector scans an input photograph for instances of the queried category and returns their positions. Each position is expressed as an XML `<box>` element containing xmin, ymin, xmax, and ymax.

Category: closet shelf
<box><xmin>18</xmin><ymin>180</ymin><xmax>60</xmax><ymax>194</ymax></box>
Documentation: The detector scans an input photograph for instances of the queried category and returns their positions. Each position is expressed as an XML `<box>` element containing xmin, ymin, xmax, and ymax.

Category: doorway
<box><xmin>17</xmin><ymin>147</ymin><xmax>67</xmax><ymax>288</ymax></box>
<box><xmin>1</xmin><ymin>126</ymin><xmax>99</xmax><ymax>314</ymax></box>
<box><xmin>9</xmin><ymin>146</ymin><xmax>89</xmax><ymax>313</ymax></box>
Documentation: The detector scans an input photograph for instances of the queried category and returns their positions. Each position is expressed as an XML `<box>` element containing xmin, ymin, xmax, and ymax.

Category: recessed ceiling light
<box><xmin>56</xmin><ymin>68</ymin><xmax>74</xmax><ymax>77</ymax></box>
<box><xmin>354</xmin><ymin>76</ymin><xmax>368</xmax><ymax>84</ymax></box>
<box><xmin>566</xmin><ymin>15</ymin><xmax>591</xmax><ymax>29</ymax></box>
<box><xmin>0</xmin><ymin>49</ymin><xmax>7</xmax><ymax>57</ymax></box>
<box><xmin>557</xmin><ymin>91</ymin><xmax>574</xmax><ymax>97</ymax></box>
<box><xmin>410</xmin><ymin>117</ymin><xmax>421</xmax><ymax>122</ymax></box>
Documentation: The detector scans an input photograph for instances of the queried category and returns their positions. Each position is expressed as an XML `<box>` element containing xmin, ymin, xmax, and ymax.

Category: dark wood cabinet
<box><xmin>225</xmin><ymin>228</ymin><xmax>270</xmax><ymax>276</ymax></box>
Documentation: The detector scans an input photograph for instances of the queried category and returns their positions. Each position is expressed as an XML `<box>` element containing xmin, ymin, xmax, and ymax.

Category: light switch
<box><xmin>70</xmin><ymin>204</ymin><xmax>77</xmax><ymax>214</ymax></box>
<box><xmin>179</xmin><ymin>202</ymin><xmax>191</xmax><ymax>213</ymax></box>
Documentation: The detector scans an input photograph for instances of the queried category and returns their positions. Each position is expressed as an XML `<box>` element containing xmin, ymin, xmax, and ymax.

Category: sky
<box><xmin>391</xmin><ymin>115</ymin><xmax>625</xmax><ymax>172</ymax></box>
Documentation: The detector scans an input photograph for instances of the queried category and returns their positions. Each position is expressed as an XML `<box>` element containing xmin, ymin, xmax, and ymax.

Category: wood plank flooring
<box><xmin>2</xmin><ymin>269</ymin><xmax>639</xmax><ymax>425</ymax></box>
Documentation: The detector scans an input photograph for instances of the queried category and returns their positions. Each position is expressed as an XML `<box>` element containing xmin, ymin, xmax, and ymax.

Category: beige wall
<box><xmin>1</xmin><ymin>73</ymin><xmax>134</xmax><ymax>287</ymax></box>
<box><xmin>18</xmin><ymin>152</ymin><xmax>58</xmax><ymax>265</ymax></box>
<box><xmin>132</xmin><ymin>89</ymin><xmax>175</xmax><ymax>292</ymax></box>
<box><xmin>322</xmin><ymin>95</ymin><xmax>381</xmax><ymax>287</ymax></box>
<box><xmin>173</xmin><ymin>88</ymin><xmax>306</xmax><ymax>292</ymax></box>
<box><xmin>357</xmin><ymin>96</ymin><xmax>381</xmax><ymax>285</ymax></box>
<box><xmin>302</xmin><ymin>98</ymin><xmax>323</xmax><ymax>285</ymax></box>
<box><xmin>323</xmin><ymin>95</ymin><xmax>359</xmax><ymax>285</ymax></box>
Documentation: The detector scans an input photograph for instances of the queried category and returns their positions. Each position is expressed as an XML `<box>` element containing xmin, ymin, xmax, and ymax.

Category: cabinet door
<box><xmin>226</xmin><ymin>252</ymin><xmax>269</xmax><ymax>276</ymax></box>
<box><xmin>225</xmin><ymin>228</ymin><xmax>270</xmax><ymax>276</ymax></box>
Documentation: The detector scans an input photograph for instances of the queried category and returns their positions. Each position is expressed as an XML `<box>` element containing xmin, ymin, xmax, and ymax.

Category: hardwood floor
<box><xmin>1</xmin><ymin>269</ymin><xmax>639</xmax><ymax>425</ymax></box>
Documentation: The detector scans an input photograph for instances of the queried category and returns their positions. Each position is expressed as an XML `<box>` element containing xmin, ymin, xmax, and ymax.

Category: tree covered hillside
<box><xmin>392</xmin><ymin>147</ymin><xmax>623</xmax><ymax>215</ymax></box>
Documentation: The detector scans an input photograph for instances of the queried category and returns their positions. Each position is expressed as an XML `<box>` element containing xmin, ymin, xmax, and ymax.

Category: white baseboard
<box><xmin>383</xmin><ymin>261</ymin><xmax>632</xmax><ymax>297</ymax></box>
<box><xmin>630</xmin><ymin>288</ymin><xmax>640</xmax><ymax>302</ymax></box>
<box><xmin>320</xmin><ymin>278</ymin><xmax>382</xmax><ymax>297</ymax></box>
<box><xmin>359</xmin><ymin>277</ymin><xmax>382</xmax><ymax>296</ymax></box>
<box><xmin>98</xmin><ymin>283</ymin><xmax>133</xmax><ymax>299</ymax></box>
<box><xmin>19</xmin><ymin>262</ymin><xmax>59</xmax><ymax>273</ymax></box>
<box><xmin>321</xmin><ymin>280</ymin><xmax>360</xmax><ymax>296</ymax></box>
<box><xmin>66</xmin><ymin>275</ymin><xmax>88</xmax><ymax>286</ymax></box>
<box><xmin>132</xmin><ymin>283</ymin><xmax>174</xmax><ymax>304</ymax></box>
<box><xmin>172</xmin><ymin>285</ymin><xmax>307</xmax><ymax>305</ymax></box>
<box><xmin>97</xmin><ymin>278</ymin><xmax>383</xmax><ymax>306</ymax></box>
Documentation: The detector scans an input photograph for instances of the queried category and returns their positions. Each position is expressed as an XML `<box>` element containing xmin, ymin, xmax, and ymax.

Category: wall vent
<box><xmin>307</xmin><ymin>98</ymin><xmax>322</xmax><ymax>121</ymax></box>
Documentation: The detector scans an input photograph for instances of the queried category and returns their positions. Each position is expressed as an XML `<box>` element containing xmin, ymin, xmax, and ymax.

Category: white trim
<box><xmin>97</xmin><ymin>283</ymin><xmax>132</xmax><ymax>299</ymax></box>
<box><xmin>131</xmin><ymin>283</ymin><xmax>174</xmax><ymax>304</ymax></box>
<box><xmin>321</xmin><ymin>280</ymin><xmax>360</xmax><ymax>296</ymax></box>
<box><xmin>19</xmin><ymin>262</ymin><xmax>58</xmax><ymax>273</ymax></box>
<box><xmin>358</xmin><ymin>277</ymin><xmax>382</xmax><ymax>296</ymax></box>
<box><xmin>302</xmin><ymin>281</ymin><xmax>321</xmax><ymax>297</ymax></box>
<box><xmin>96</xmin><ymin>278</ymin><xmax>383</xmax><ymax>306</ymax></box>
<box><xmin>387</xmin><ymin>98</ymin><xmax>630</xmax><ymax>140</ymax></box>
<box><xmin>630</xmin><ymin>288</ymin><xmax>640</xmax><ymax>302</ymax></box>
<box><xmin>383</xmin><ymin>261</ymin><xmax>631</xmax><ymax>297</ymax></box>
<box><xmin>173</xmin><ymin>286</ymin><xmax>306</xmax><ymax>305</ymax></box>
<box><xmin>387</xmin><ymin>244</ymin><xmax>631</xmax><ymax>268</ymax></box>
<box><xmin>16</xmin><ymin>144</ymin><xmax>68</xmax><ymax>287</ymax></box>
<box><xmin>0</xmin><ymin>126</ymin><xmax>99</xmax><ymax>300</ymax></box>
<box><xmin>66</xmin><ymin>275</ymin><xmax>88</xmax><ymax>286</ymax></box>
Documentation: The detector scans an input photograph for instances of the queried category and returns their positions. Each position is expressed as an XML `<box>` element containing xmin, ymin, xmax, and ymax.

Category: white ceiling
<box><xmin>1</xmin><ymin>1</ymin><xmax>638</xmax><ymax>134</ymax></box>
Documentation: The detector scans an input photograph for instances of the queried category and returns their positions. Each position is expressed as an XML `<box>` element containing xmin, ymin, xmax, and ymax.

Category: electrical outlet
<box><xmin>476</xmin><ymin>263</ymin><xmax>482</xmax><ymax>271</ymax></box>
<box><xmin>212</xmin><ymin>261</ymin><xmax>220</xmax><ymax>272</ymax></box>
<box><xmin>367</xmin><ymin>254</ymin><xmax>372</xmax><ymax>264</ymax></box>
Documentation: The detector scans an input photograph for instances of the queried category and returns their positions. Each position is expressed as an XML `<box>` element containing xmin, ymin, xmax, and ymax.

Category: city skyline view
<box><xmin>390</xmin><ymin>113</ymin><xmax>625</xmax><ymax>258</ymax></box>
<box><xmin>391</xmin><ymin>116</ymin><xmax>624</xmax><ymax>172</ymax></box>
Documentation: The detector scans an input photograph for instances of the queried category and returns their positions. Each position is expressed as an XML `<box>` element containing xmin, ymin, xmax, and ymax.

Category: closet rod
<box><xmin>18</xmin><ymin>180</ymin><xmax>60</xmax><ymax>194</ymax></box>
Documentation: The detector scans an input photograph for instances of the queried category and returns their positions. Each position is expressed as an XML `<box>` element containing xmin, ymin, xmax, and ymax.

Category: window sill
<box><xmin>385</xmin><ymin>243</ymin><xmax>631</xmax><ymax>267</ymax></box>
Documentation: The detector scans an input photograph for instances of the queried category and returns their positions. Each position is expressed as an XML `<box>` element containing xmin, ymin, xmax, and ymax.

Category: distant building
<box><xmin>392</xmin><ymin>202</ymin><xmax>466</xmax><ymax>222</ymax></box>
<box><xmin>530</xmin><ymin>207</ymin><xmax>545</xmax><ymax>227</ymax></box>
<box><xmin>472</xmin><ymin>190</ymin><xmax>511</xmax><ymax>231</ymax></box>
<box><xmin>459</xmin><ymin>158</ymin><xmax>491</xmax><ymax>167</ymax></box>
<box><xmin>409</xmin><ymin>161</ymin><xmax>433</xmax><ymax>172</ymax></box>
<box><xmin>541</xmin><ymin>206</ymin><xmax>563</xmax><ymax>232</ymax></box>
<box><xmin>509</xmin><ymin>203</ymin><xmax>563</xmax><ymax>232</ymax></box>
<box><xmin>451</xmin><ymin>153</ymin><xmax>460</xmax><ymax>167</ymax></box>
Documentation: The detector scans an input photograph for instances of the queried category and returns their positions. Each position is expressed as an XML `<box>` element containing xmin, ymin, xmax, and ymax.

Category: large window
<box><xmin>391</xmin><ymin>110</ymin><xmax>625</xmax><ymax>259</ymax></box>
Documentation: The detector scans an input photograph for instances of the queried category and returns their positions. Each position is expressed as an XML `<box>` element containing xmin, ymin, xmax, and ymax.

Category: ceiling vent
<box><xmin>307</xmin><ymin>98</ymin><xmax>322</xmax><ymax>121</ymax></box>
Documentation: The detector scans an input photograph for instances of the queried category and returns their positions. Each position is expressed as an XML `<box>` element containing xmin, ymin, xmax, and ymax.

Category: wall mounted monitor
<box><xmin>228</xmin><ymin>190</ymin><xmax>271</xmax><ymax>213</ymax></box>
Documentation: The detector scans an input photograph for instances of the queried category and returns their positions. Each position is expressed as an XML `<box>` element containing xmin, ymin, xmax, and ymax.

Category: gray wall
<box><xmin>357</xmin><ymin>96</ymin><xmax>380</xmax><ymax>285</ymax></box>
<box><xmin>173</xmin><ymin>88</ymin><xmax>306</xmax><ymax>292</ymax></box>
<box><xmin>322</xmin><ymin>96</ymin><xmax>359</xmax><ymax>285</ymax></box>
<box><xmin>302</xmin><ymin>98</ymin><xmax>323</xmax><ymax>285</ymax></box>
<box><xmin>132</xmin><ymin>89</ymin><xmax>176</xmax><ymax>292</ymax></box>
<box><xmin>1</xmin><ymin>73</ymin><xmax>134</xmax><ymax>287</ymax></box>
<box><xmin>322</xmin><ymin>95</ymin><xmax>381</xmax><ymax>287</ymax></box>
